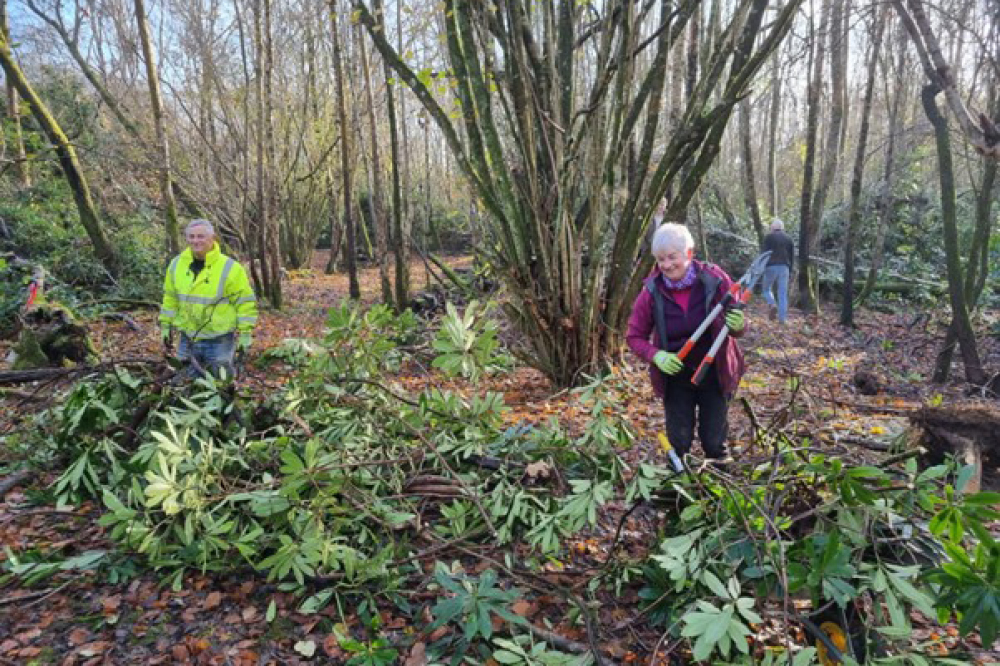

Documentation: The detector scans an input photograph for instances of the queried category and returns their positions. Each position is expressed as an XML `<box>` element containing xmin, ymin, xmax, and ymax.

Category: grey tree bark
<box><xmin>134</xmin><ymin>0</ymin><xmax>181</xmax><ymax>255</ymax></box>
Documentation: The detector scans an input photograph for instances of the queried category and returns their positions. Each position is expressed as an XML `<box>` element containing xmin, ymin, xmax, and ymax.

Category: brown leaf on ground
<box><xmin>204</xmin><ymin>591</ymin><xmax>223</xmax><ymax>610</ymax></box>
<box><xmin>76</xmin><ymin>641</ymin><xmax>111</xmax><ymax>657</ymax></box>
<box><xmin>171</xmin><ymin>644</ymin><xmax>190</xmax><ymax>661</ymax></box>
<box><xmin>241</xmin><ymin>606</ymin><xmax>258</xmax><ymax>623</ymax></box>
<box><xmin>403</xmin><ymin>642</ymin><xmax>428</xmax><ymax>666</ymax></box>
<box><xmin>511</xmin><ymin>600</ymin><xmax>537</xmax><ymax>618</ymax></box>
<box><xmin>101</xmin><ymin>594</ymin><xmax>121</xmax><ymax>613</ymax></box>
<box><xmin>67</xmin><ymin>628</ymin><xmax>90</xmax><ymax>646</ymax></box>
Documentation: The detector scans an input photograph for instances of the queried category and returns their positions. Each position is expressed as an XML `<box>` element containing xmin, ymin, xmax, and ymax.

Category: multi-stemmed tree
<box><xmin>356</xmin><ymin>0</ymin><xmax>803</xmax><ymax>385</ymax></box>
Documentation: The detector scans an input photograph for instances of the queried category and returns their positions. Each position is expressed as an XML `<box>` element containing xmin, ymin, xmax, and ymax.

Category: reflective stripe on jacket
<box><xmin>159</xmin><ymin>242</ymin><xmax>258</xmax><ymax>339</ymax></box>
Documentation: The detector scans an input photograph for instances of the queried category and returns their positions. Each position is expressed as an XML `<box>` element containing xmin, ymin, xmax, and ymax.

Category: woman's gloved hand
<box><xmin>725</xmin><ymin>309</ymin><xmax>745</xmax><ymax>332</ymax></box>
<box><xmin>653</xmin><ymin>350</ymin><xmax>683</xmax><ymax>375</ymax></box>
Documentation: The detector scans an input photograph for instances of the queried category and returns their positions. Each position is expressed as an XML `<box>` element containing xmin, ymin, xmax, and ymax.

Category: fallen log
<box><xmin>909</xmin><ymin>402</ymin><xmax>1000</xmax><ymax>493</ymax></box>
<box><xmin>0</xmin><ymin>357</ymin><xmax>164</xmax><ymax>386</ymax></box>
<box><xmin>0</xmin><ymin>470</ymin><xmax>35</xmax><ymax>496</ymax></box>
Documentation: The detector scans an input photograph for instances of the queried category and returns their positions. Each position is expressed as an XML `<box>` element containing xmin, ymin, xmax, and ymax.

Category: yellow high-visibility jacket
<box><xmin>159</xmin><ymin>243</ymin><xmax>258</xmax><ymax>340</ymax></box>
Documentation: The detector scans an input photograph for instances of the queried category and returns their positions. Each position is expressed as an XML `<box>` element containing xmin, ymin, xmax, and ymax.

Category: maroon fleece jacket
<box><xmin>626</xmin><ymin>260</ymin><xmax>747</xmax><ymax>398</ymax></box>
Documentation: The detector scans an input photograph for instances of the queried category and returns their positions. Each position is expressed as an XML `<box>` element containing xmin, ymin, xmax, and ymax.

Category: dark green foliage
<box><xmin>0</xmin><ymin>178</ymin><xmax>163</xmax><ymax>334</ymax></box>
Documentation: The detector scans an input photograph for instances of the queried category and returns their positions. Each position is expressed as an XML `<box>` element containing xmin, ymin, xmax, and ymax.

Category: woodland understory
<box><xmin>1</xmin><ymin>255</ymin><xmax>999</xmax><ymax>666</ymax></box>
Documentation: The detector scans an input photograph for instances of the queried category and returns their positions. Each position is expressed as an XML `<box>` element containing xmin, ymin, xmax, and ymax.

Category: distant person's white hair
<box><xmin>186</xmin><ymin>219</ymin><xmax>215</xmax><ymax>236</ymax></box>
<box><xmin>651</xmin><ymin>223</ymin><xmax>694</xmax><ymax>255</ymax></box>
<box><xmin>771</xmin><ymin>218</ymin><xmax>785</xmax><ymax>231</ymax></box>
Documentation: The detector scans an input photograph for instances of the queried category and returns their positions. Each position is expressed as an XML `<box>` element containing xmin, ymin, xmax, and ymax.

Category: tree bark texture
<box><xmin>922</xmin><ymin>85</ymin><xmax>984</xmax><ymax>386</ymax></box>
<box><xmin>134</xmin><ymin>0</ymin><xmax>181</xmax><ymax>255</ymax></box>
<box><xmin>328</xmin><ymin>0</ymin><xmax>359</xmax><ymax>296</ymax></box>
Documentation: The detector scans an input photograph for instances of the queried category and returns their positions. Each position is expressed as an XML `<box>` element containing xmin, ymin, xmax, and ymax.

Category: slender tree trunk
<box><xmin>841</xmin><ymin>6</ymin><xmax>885</xmax><ymax>327</ymax></box>
<box><xmin>797</xmin><ymin>0</ymin><xmax>829</xmax><ymax>313</ymax></box>
<box><xmin>923</xmin><ymin>85</ymin><xmax>984</xmax><ymax>386</ymax></box>
<box><xmin>0</xmin><ymin>34</ymin><xmax>117</xmax><ymax>272</ymax></box>
<box><xmin>328</xmin><ymin>0</ymin><xmax>358</xmax><ymax>296</ymax></box>
<box><xmin>253</xmin><ymin>0</ymin><xmax>281</xmax><ymax>307</ymax></box>
<box><xmin>0</xmin><ymin>1</ymin><xmax>27</xmax><ymax>187</ymax></box>
<box><xmin>857</xmin><ymin>17</ymin><xmax>905</xmax><ymax>307</ymax></box>
<box><xmin>134</xmin><ymin>0</ymin><xmax>181</xmax><ymax>255</ymax></box>
<box><xmin>933</xmin><ymin>89</ymin><xmax>997</xmax><ymax>379</ymax></box>
<box><xmin>357</xmin><ymin>22</ymin><xmax>391</xmax><ymax>303</ymax></box>
<box><xmin>373</xmin><ymin>0</ymin><xmax>408</xmax><ymax>309</ymax></box>
<box><xmin>739</xmin><ymin>100</ymin><xmax>764</xmax><ymax>244</ymax></box>
<box><xmin>766</xmin><ymin>47</ymin><xmax>781</xmax><ymax>217</ymax></box>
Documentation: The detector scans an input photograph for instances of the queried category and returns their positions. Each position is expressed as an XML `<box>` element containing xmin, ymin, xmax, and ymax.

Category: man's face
<box><xmin>186</xmin><ymin>226</ymin><xmax>215</xmax><ymax>258</ymax></box>
<box><xmin>654</xmin><ymin>247</ymin><xmax>692</xmax><ymax>281</ymax></box>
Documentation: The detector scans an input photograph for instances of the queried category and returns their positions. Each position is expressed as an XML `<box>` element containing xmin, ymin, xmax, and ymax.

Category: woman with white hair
<box><xmin>626</xmin><ymin>223</ymin><xmax>747</xmax><ymax>460</ymax></box>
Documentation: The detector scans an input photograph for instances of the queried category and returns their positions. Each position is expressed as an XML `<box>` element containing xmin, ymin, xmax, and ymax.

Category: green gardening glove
<box><xmin>653</xmin><ymin>350</ymin><xmax>683</xmax><ymax>376</ymax></box>
<box><xmin>725</xmin><ymin>309</ymin><xmax>745</xmax><ymax>333</ymax></box>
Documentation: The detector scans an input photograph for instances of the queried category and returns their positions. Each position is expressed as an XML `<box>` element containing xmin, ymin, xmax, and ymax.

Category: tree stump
<box><xmin>11</xmin><ymin>304</ymin><xmax>97</xmax><ymax>369</ymax></box>
<box><xmin>910</xmin><ymin>402</ymin><xmax>1000</xmax><ymax>493</ymax></box>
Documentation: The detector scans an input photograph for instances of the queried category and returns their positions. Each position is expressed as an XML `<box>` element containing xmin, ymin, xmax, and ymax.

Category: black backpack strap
<box><xmin>645</xmin><ymin>279</ymin><xmax>670</xmax><ymax>350</ymax></box>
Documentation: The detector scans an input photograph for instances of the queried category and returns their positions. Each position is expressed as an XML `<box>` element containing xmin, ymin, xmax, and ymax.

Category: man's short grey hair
<box><xmin>771</xmin><ymin>218</ymin><xmax>785</xmax><ymax>231</ymax></box>
<box><xmin>185</xmin><ymin>219</ymin><xmax>215</xmax><ymax>236</ymax></box>
<box><xmin>651</xmin><ymin>223</ymin><xmax>694</xmax><ymax>255</ymax></box>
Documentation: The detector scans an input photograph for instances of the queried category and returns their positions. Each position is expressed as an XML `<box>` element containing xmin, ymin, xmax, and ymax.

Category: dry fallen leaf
<box><xmin>204</xmin><ymin>591</ymin><xmax>223</xmax><ymax>610</ymax></box>
<box><xmin>68</xmin><ymin>628</ymin><xmax>90</xmax><ymax>646</ymax></box>
<box><xmin>403</xmin><ymin>642</ymin><xmax>428</xmax><ymax>666</ymax></box>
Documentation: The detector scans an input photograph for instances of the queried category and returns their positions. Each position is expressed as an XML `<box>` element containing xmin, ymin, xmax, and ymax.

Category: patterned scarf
<box><xmin>661</xmin><ymin>263</ymin><xmax>697</xmax><ymax>290</ymax></box>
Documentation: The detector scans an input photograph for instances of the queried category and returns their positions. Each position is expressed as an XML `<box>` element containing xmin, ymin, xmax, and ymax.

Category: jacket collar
<box><xmin>181</xmin><ymin>242</ymin><xmax>222</xmax><ymax>266</ymax></box>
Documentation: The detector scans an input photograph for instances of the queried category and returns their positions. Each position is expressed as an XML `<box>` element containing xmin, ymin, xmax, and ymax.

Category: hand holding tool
<box><xmin>689</xmin><ymin>251</ymin><xmax>772</xmax><ymax>385</ymax></box>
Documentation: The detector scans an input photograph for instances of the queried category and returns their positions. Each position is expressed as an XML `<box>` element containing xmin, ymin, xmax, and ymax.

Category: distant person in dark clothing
<box><xmin>761</xmin><ymin>219</ymin><xmax>794</xmax><ymax>324</ymax></box>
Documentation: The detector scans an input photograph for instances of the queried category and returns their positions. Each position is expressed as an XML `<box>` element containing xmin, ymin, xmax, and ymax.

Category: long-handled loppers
<box><xmin>676</xmin><ymin>251</ymin><xmax>772</xmax><ymax>385</ymax></box>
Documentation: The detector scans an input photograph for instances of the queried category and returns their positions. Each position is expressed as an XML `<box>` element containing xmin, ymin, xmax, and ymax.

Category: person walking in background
<box><xmin>626</xmin><ymin>223</ymin><xmax>747</xmax><ymax>461</ymax></box>
<box><xmin>160</xmin><ymin>219</ymin><xmax>258</xmax><ymax>378</ymax></box>
<box><xmin>761</xmin><ymin>218</ymin><xmax>794</xmax><ymax>324</ymax></box>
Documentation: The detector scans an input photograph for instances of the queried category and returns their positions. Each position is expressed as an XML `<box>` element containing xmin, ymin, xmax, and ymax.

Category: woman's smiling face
<box><xmin>654</xmin><ymin>247</ymin><xmax>692</xmax><ymax>281</ymax></box>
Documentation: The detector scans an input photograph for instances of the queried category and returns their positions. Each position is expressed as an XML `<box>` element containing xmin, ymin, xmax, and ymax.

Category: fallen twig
<box><xmin>0</xmin><ymin>470</ymin><xmax>35</xmax><ymax>497</ymax></box>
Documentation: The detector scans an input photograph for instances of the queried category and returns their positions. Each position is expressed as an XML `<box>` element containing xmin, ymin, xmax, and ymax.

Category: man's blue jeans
<box><xmin>761</xmin><ymin>265</ymin><xmax>790</xmax><ymax>323</ymax></box>
<box><xmin>177</xmin><ymin>332</ymin><xmax>236</xmax><ymax>379</ymax></box>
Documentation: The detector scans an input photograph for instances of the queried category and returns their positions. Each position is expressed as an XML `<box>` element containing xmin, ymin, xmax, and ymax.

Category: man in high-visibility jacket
<box><xmin>159</xmin><ymin>219</ymin><xmax>258</xmax><ymax>377</ymax></box>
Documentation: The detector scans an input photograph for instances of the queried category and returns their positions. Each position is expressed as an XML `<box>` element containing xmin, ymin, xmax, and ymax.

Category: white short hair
<box><xmin>185</xmin><ymin>219</ymin><xmax>215</xmax><ymax>236</ymax></box>
<box><xmin>771</xmin><ymin>218</ymin><xmax>785</xmax><ymax>231</ymax></box>
<box><xmin>651</xmin><ymin>223</ymin><xmax>694</xmax><ymax>255</ymax></box>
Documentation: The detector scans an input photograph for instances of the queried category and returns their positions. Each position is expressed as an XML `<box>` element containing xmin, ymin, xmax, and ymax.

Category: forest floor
<box><xmin>1</xmin><ymin>253</ymin><xmax>998</xmax><ymax>665</ymax></box>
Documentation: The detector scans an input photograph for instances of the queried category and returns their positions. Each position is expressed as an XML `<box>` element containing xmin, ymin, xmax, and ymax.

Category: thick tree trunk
<box><xmin>841</xmin><ymin>6</ymin><xmax>885</xmax><ymax>327</ymax></box>
<box><xmin>134</xmin><ymin>0</ymin><xmax>181</xmax><ymax>255</ymax></box>
<box><xmin>922</xmin><ymin>85</ymin><xmax>984</xmax><ymax>386</ymax></box>
<box><xmin>0</xmin><ymin>35</ymin><xmax>118</xmax><ymax>273</ymax></box>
